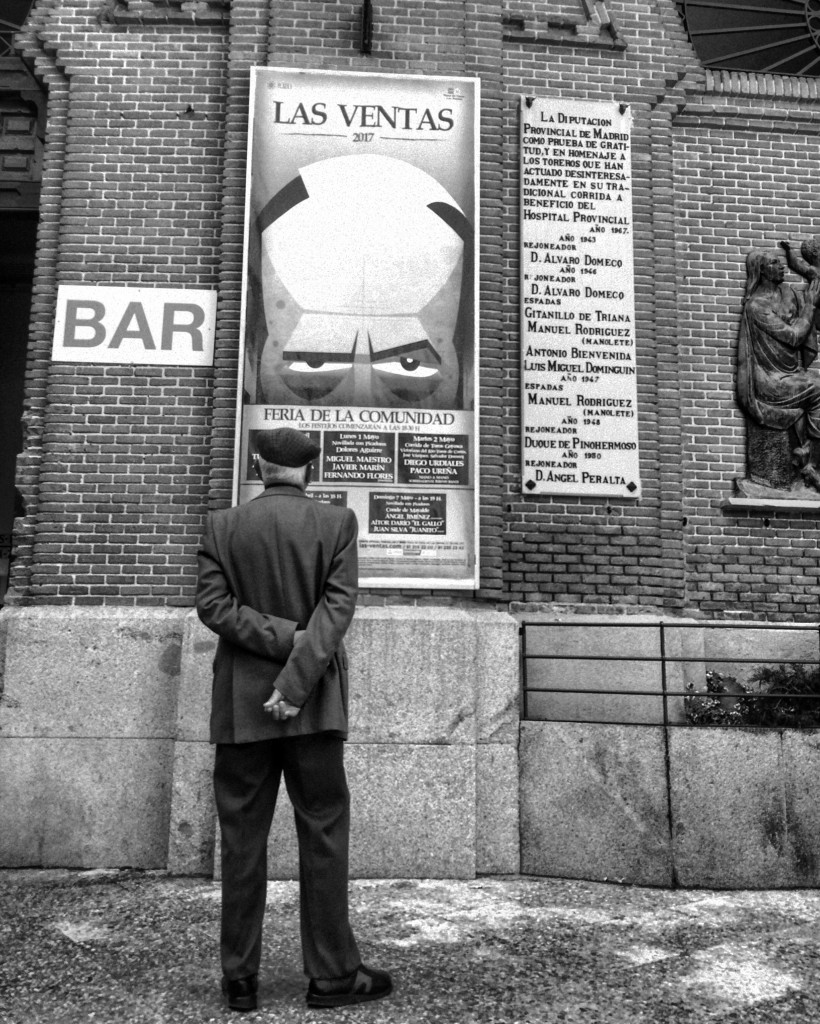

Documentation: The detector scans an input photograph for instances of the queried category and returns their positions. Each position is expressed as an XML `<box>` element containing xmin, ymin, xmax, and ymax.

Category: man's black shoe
<box><xmin>221</xmin><ymin>975</ymin><xmax>258</xmax><ymax>1012</ymax></box>
<box><xmin>306</xmin><ymin>964</ymin><xmax>392</xmax><ymax>1008</ymax></box>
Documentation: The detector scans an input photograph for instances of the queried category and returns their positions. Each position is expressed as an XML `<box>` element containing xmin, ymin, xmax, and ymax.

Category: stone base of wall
<box><xmin>521</xmin><ymin>720</ymin><xmax>820</xmax><ymax>888</ymax></box>
<box><xmin>669</xmin><ymin>728</ymin><xmax>820</xmax><ymax>888</ymax></box>
<box><xmin>6</xmin><ymin>606</ymin><xmax>820</xmax><ymax>887</ymax></box>
<box><xmin>0</xmin><ymin>607</ymin><xmax>186</xmax><ymax>869</ymax></box>
<box><xmin>519</xmin><ymin>616</ymin><xmax>820</xmax><ymax>888</ymax></box>
<box><xmin>520</xmin><ymin>721</ymin><xmax>674</xmax><ymax>886</ymax></box>
<box><xmin>0</xmin><ymin>606</ymin><xmax>520</xmax><ymax>878</ymax></box>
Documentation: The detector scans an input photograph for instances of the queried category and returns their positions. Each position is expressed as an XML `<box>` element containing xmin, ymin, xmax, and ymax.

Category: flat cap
<box><xmin>255</xmin><ymin>427</ymin><xmax>321</xmax><ymax>467</ymax></box>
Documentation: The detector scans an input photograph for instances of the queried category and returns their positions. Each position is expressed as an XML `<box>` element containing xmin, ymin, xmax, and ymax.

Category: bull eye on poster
<box><xmin>235</xmin><ymin>68</ymin><xmax>480</xmax><ymax>588</ymax></box>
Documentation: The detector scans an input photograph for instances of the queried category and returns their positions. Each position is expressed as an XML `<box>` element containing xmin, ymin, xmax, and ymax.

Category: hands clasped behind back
<box><xmin>263</xmin><ymin>628</ymin><xmax>305</xmax><ymax>719</ymax></box>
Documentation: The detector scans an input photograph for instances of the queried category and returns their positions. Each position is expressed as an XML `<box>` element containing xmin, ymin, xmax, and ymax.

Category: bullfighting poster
<box><xmin>235</xmin><ymin>68</ymin><xmax>479</xmax><ymax>588</ymax></box>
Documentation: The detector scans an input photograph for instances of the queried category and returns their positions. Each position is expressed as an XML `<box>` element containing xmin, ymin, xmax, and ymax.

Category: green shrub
<box><xmin>684</xmin><ymin>664</ymin><xmax>820</xmax><ymax>727</ymax></box>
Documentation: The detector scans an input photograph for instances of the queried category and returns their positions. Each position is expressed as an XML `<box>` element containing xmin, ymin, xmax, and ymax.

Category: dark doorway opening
<box><xmin>0</xmin><ymin>209</ymin><xmax>36</xmax><ymax>601</ymax></box>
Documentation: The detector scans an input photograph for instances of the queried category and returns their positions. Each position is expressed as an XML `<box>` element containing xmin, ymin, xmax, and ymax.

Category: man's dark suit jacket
<box><xmin>196</xmin><ymin>483</ymin><xmax>358</xmax><ymax>744</ymax></box>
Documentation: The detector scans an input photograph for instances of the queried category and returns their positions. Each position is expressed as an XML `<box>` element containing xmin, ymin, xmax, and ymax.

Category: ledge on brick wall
<box><xmin>98</xmin><ymin>0</ymin><xmax>229</xmax><ymax>27</ymax></box>
<box><xmin>703</xmin><ymin>68</ymin><xmax>820</xmax><ymax>101</ymax></box>
<box><xmin>501</xmin><ymin>8</ymin><xmax>626</xmax><ymax>51</ymax></box>
<box><xmin>722</xmin><ymin>496</ymin><xmax>820</xmax><ymax>514</ymax></box>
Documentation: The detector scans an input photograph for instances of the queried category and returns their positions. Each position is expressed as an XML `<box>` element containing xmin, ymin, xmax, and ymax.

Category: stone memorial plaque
<box><xmin>520</xmin><ymin>97</ymin><xmax>641</xmax><ymax>498</ymax></box>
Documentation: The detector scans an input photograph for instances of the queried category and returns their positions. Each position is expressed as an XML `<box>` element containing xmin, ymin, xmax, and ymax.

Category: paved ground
<box><xmin>2</xmin><ymin>871</ymin><xmax>820</xmax><ymax>1023</ymax></box>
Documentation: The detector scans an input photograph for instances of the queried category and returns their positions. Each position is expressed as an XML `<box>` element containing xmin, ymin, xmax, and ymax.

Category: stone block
<box><xmin>167</xmin><ymin>739</ymin><xmax>215</xmax><ymax>876</ymax></box>
<box><xmin>669</xmin><ymin>728</ymin><xmax>820</xmax><ymax>888</ymax></box>
<box><xmin>520</xmin><ymin>722</ymin><xmax>673</xmax><ymax>885</ymax></box>
<box><xmin>0</xmin><ymin>607</ymin><xmax>186</xmax><ymax>739</ymax></box>
<box><xmin>346</xmin><ymin>608</ymin><xmax>478</xmax><ymax>744</ymax></box>
<box><xmin>349</xmin><ymin>743</ymin><xmax>477</xmax><ymax>877</ymax></box>
<box><xmin>474</xmin><ymin>611</ymin><xmax>520</xmax><ymax>743</ymax></box>
<box><xmin>0</xmin><ymin>738</ymin><xmax>173</xmax><ymax>868</ymax></box>
<box><xmin>476</xmin><ymin>743</ymin><xmax>519</xmax><ymax>875</ymax></box>
<box><xmin>521</xmin><ymin>618</ymin><xmax>710</xmax><ymax>726</ymax></box>
<box><xmin>523</xmin><ymin>620</ymin><xmax>662</xmax><ymax>659</ymax></box>
<box><xmin>175</xmin><ymin>612</ymin><xmax>217</xmax><ymax>742</ymax></box>
<box><xmin>523</xmin><ymin>621</ymin><xmax>665</xmax><ymax>725</ymax></box>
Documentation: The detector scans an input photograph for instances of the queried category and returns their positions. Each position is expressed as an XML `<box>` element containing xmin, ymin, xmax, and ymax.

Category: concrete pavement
<box><xmin>1</xmin><ymin>870</ymin><xmax>820</xmax><ymax>1023</ymax></box>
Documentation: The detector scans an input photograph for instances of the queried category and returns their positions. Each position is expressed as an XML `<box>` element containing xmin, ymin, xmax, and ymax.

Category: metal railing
<box><xmin>521</xmin><ymin>620</ymin><xmax>820</xmax><ymax>728</ymax></box>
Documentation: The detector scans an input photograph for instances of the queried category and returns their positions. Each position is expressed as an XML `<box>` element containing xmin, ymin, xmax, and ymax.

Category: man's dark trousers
<box><xmin>214</xmin><ymin>732</ymin><xmax>361</xmax><ymax>982</ymax></box>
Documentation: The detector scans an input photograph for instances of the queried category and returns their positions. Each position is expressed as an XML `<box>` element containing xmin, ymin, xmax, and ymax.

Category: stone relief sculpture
<box><xmin>735</xmin><ymin>245</ymin><xmax>820</xmax><ymax>496</ymax></box>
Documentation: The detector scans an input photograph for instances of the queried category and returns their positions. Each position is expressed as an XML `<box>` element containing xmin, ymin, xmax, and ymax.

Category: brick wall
<box><xmin>11</xmin><ymin>0</ymin><xmax>228</xmax><ymax>604</ymax></box>
<box><xmin>208</xmin><ymin>0</ymin><xmax>509</xmax><ymax>605</ymax></box>
<box><xmin>9</xmin><ymin>0</ymin><xmax>820</xmax><ymax>620</ymax></box>
<box><xmin>498</xmin><ymin>0</ymin><xmax>697</xmax><ymax>610</ymax></box>
<box><xmin>674</xmin><ymin>78</ymin><xmax>820</xmax><ymax>620</ymax></box>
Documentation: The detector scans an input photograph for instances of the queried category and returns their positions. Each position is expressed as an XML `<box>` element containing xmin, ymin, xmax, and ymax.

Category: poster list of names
<box><xmin>237</xmin><ymin>408</ymin><xmax>475</xmax><ymax>586</ymax></box>
<box><xmin>520</xmin><ymin>97</ymin><xmax>641</xmax><ymax>498</ymax></box>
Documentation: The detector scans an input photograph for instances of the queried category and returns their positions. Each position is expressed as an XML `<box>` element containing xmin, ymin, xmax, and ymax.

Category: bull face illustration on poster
<box><xmin>252</xmin><ymin>153</ymin><xmax>472</xmax><ymax>411</ymax></box>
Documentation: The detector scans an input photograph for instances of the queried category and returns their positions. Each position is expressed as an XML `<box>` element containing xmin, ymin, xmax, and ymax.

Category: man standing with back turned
<box><xmin>196</xmin><ymin>426</ymin><xmax>392</xmax><ymax>1013</ymax></box>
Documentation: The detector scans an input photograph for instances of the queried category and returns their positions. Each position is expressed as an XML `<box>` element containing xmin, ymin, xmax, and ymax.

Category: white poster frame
<box><xmin>234</xmin><ymin>68</ymin><xmax>480</xmax><ymax>589</ymax></box>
